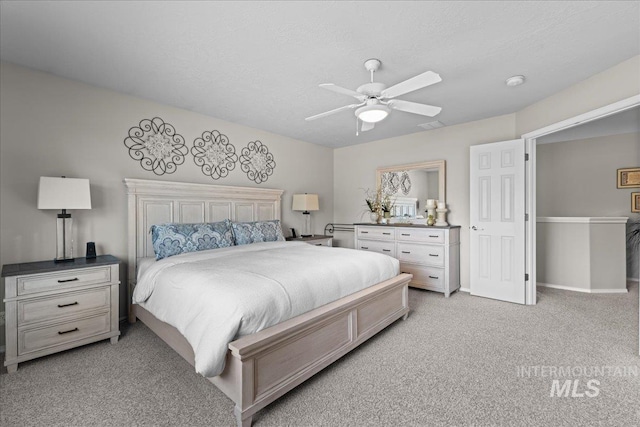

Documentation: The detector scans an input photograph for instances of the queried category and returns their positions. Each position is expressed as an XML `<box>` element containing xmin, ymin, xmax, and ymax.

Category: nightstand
<box><xmin>2</xmin><ymin>255</ymin><xmax>120</xmax><ymax>373</ymax></box>
<box><xmin>286</xmin><ymin>235</ymin><xmax>333</xmax><ymax>247</ymax></box>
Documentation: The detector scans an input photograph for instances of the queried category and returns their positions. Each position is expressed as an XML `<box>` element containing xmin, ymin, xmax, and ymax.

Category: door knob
<box><xmin>471</xmin><ymin>225</ymin><xmax>484</xmax><ymax>231</ymax></box>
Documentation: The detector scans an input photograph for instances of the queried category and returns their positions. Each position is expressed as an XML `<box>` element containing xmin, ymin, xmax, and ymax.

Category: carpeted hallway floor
<box><xmin>1</xmin><ymin>282</ymin><xmax>639</xmax><ymax>426</ymax></box>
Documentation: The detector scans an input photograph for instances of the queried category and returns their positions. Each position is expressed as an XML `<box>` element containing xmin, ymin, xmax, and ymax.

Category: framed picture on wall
<box><xmin>617</xmin><ymin>167</ymin><xmax>640</xmax><ymax>188</ymax></box>
<box><xmin>632</xmin><ymin>192</ymin><xmax>640</xmax><ymax>213</ymax></box>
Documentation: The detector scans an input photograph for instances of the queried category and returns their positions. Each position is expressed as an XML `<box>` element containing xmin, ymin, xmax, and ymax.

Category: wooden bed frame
<box><xmin>125</xmin><ymin>178</ymin><xmax>411</xmax><ymax>426</ymax></box>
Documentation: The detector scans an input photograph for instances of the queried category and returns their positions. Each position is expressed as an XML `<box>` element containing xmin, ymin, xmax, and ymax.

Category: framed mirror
<box><xmin>376</xmin><ymin>160</ymin><xmax>446</xmax><ymax>219</ymax></box>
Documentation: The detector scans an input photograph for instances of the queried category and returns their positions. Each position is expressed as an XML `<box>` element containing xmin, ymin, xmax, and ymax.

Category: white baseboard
<box><xmin>459</xmin><ymin>287</ymin><xmax>470</xmax><ymax>293</ymax></box>
<box><xmin>627</xmin><ymin>277</ymin><xmax>639</xmax><ymax>283</ymax></box>
<box><xmin>537</xmin><ymin>282</ymin><xmax>628</xmax><ymax>294</ymax></box>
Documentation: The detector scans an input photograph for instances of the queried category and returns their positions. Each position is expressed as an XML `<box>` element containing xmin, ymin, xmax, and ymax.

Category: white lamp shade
<box><xmin>292</xmin><ymin>194</ymin><xmax>319</xmax><ymax>212</ymax></box>
<box><xmin>37</xmin><ymin>177</ymin><xmax>92</xmax><ymax>210</ymax></box>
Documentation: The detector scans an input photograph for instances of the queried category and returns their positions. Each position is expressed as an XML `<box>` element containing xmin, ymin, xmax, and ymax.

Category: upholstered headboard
<box><xmin>124</xmin><ymin>178</ymin><xmax>283</xmax><ymax>294</ymax></box>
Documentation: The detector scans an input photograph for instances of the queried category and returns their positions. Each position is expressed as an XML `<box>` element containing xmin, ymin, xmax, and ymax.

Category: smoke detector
<box><xmin>505</xmin><ymin>75</ymin><xmax>526</xmax><ymax>87</ymax></box>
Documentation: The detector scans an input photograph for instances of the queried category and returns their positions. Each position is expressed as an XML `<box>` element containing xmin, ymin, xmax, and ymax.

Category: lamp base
<box><xmin>56</xmin><ymin>213</ymin><xmax>74</xmax><ymax>261</ymax></box>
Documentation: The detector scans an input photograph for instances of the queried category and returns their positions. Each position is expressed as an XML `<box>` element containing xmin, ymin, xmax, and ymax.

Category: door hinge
<box><xmin>525</xmin><ymin>153</ymin><xmax>529</xmax><ymax>161</ymax></box>
<box><xmin>525</xmin><ymin>274</ymin><xmax>529</xmax><ymax>281</ymax></box>
<box><xmin>525</xmin><ymin>213</ymin><xmax>529</xmax><ymax>221</ymax></box>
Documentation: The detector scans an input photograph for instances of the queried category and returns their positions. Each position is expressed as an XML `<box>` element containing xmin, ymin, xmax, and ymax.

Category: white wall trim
<box><xmin>627</xmin><ymin>277</ymin><xmax>639</xmax><ymax>283</ymax></box>
<box><xmin>537</xmin><ymin>282</ymin><xmax>628</xmax><ymax>294</ymax></box>
<box><xmin>459</xmin><ymin>287</ymin><xmax>470</xmax><ymax>293</ymax></box>
<box><xmin>537</xmin><ymin>216</ymin><xmax>629</xmax><ymax>224</ymax></box>
<box><xmin>522</xmin><ymin>95</ymin><xmax>640</xmax><ymax>140</ymax></box>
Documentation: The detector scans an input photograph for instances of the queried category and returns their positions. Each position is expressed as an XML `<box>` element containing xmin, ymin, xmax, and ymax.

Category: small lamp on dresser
<box><xmin>292</xmin><ymin>193</ymin><xmax>319</xmax><ymax>237</ymax></box>
<box><xmin>37</xmin><ymin>176</ymin><xmax>92</xmax><ymax>262</ymax></box>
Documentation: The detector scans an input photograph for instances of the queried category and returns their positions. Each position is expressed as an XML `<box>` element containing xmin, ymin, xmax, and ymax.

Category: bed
<box><xmin>125</xmin><ymin>178</ymin><xmax>411</xmax><ymax>426</ymax></box>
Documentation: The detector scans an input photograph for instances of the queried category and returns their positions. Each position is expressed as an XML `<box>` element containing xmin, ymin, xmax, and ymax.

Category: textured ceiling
<box><xmin>1</xmin><ymin>1</ymin><xmax>639</xmax><ymax>148</ymax></box>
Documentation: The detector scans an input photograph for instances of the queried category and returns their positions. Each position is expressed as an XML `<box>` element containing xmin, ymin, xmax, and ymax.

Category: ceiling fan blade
<box><xmin>361</xmin><ymin>121</ymin><xmax>375</xmax><ymax>132</ymax></box>
<box><xmin>305</xmin><ymin>103</ymin><xmax>363</xmax><ymax>121</ymax></box>
<box><xmin>388</xmin><ymin>99</ymin><xmax>442</xmax><ymax>117</ymax></box>
<box><xmin>319</xmin><ymin>83</ymin><xmax>367</xmax><ymax>101</ymax></box>
<box><xmin>381</xmin><ymin>71</ymin><xmax>442</xmax><ymax>99</ymax></box>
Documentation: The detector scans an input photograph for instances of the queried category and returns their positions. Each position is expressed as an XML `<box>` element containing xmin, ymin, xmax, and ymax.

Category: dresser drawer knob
<box><xmin>361</xmin><ymin>246</ymin><xmax>369</xmax><ymax>250</ymax></box>
<box><xmin>57</xmin><ymin>277</ymin><xmax>79</xmax><ymax>283</ymax></box>
<box><xmin>361</xmin><ymin>231</ymin><xmax>369</xmax><ymax>234</ymax></box>
<box><xmin>58</xmin><ymin>327</ymin><xmax>79</xmax><ymax>335</ymax></box>
<box><xmin>401</xmin><ymin>251</ymin><xmax>411</xmax><ymax>254</ymax></box>
<box><xmin>382</xmin><ymin>249</ymin><xmax>390</xmax><ymax>252</ymax></box>
<box><xmin>383</xmin><ymin>232</ymin><xmax>391</xmax><ymax>235</ymax></box>
<box><xmin>401</xmin><ymin>233</ymin><xmax>410</xmax><ymax>236</ymax></box>
<box><xmin>429</xmin><ymin>275</ymin><xmax>439</xmax><ymax>279</ymax></box>
<box><xmin>429</xmin><ymin>254</ymin><xmax>439</xmax><ymax>257</ymax></box>
<box><xmin>428</xmin><ymin>235</ymin><xmax>439</xmax><ymax>238</ymax></box>
<box><xmin>57</xmin><ymin>301</ymin><xmax>79</xmax><ymax>308</ymax></box>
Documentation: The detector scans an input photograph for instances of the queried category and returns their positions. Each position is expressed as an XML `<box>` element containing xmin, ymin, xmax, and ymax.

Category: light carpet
<box><xmin>1</xmin><ymin>282</ymin><xmax>638</xmax><ymax>426</ymax></box>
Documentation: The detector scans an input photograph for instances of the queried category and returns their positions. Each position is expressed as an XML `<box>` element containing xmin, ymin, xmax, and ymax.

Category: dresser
<box><xmin>354</xmin><ymin>224</ymin><xmax>460</xmax><ymax>297</ymax></box>
<box><xmin>286</xmin><ymin>235</ymin><xmax>333</xmax><ymax>247</ymax></box>
<box><xmin>2</xmin><ymin>255</ymin><xmax>120</xmax><ymax>373</ymax></box>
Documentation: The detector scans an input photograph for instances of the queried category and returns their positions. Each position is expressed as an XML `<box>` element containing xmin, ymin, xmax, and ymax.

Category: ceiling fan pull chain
<box><xmin>356</xmin><ymin>118</ymin><xmax>359</xmax><ymax>136</ymax></box>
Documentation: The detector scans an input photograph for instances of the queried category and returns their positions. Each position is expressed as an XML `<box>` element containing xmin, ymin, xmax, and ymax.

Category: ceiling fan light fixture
<box><xmin>355</xmin><ymin>104</ymin><xmax>390</xmax><ymax>123</ymax></box>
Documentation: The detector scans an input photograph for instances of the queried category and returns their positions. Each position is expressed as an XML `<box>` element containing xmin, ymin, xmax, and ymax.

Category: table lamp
<box><xmin>37</xmin><ymin>176</ymin><xmax>92</xmax><ymax>262</ymax></box>
<box><xmin>292</xmin><ymin>193</ymin><xmax>319</xmax><ymax>237</ymax></box>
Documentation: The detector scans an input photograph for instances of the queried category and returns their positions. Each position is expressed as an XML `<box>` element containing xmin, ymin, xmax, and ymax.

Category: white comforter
<box><xmin>133</xmin><ymin>241</ymin><xmax>399</xmax><ymax>377</ymax></box>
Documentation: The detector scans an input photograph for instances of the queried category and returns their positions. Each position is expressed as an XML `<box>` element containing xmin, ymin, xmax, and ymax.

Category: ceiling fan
<box><xmin>305</xmin><ymin>59</ymin><xmax>442</xmax><ymax>133</ymax></box>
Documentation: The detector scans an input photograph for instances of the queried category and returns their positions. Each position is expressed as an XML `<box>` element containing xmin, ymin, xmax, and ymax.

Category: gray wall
<box><xmin>536</xmin><ymin>133</ymin><xmax>640</xmax><ymax>278</ymax></box>
<box><xmin>0</xmin><ymin>62</ymin><xmax>334</xmax><ymax>347</ymax></box>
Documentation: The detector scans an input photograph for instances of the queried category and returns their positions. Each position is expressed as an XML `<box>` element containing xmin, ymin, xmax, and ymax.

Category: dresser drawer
<box><xmin>399</xmin><ymin>263</ymin><xmax>444</xmax><ymax>290</ymax></box>
<box><xmin>18</xmin><ymin>312</ymin><xmax>111</xmax><ymax>355</ymax></box>
<box><xmin>397</xmin><ymin>243</ymin><xmax>445</xmax><ymax>266</ymax></box>
<box><xmin>396</xmin><ymin>228</ymin><xmax>444</xmax><ymax>244</ymax></box>
<box><xmin>356</xmin><ymin>239</ymin><xmax>395</xmax><ymax>257</ymax></box>
<box><xmin>18</xmin><ymin>287</ymin><xmax>110</xmax><ymax>326</ymax></box>
<box><xmin>357</xmin><ymin>226</ymin><xmax>395</xmax><ymax>241</ymax></box>
<box><xmin>17</xmin><ymin>267</ymin><xmax>112</xmax><ymax>296</ymax></box>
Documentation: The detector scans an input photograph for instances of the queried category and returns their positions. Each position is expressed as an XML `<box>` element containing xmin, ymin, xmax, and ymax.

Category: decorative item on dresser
<box><xmin>354</xmin><ymin>224</ymin><xmax>461</xmax><ymax>297</ymax></box>
<box><xmin>285</xmin><ymin>235</ymin><xmax>333</xmax><ymax>247</ymax></box>
<box><xmin>2</xmin><ymin>255</ymin><xmax>120</xmax><ymax>373</ymax></box>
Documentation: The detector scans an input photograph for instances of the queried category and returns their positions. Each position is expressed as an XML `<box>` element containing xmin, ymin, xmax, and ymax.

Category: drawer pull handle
<box><xmin>315</xmin><ymin>243</ymin><xmax>323</xmax><ymax>246</ymax></box>
<box><xmin>58</xmin><ymin>327</ymin><xmax>79</xmax><ymax>335</ymax></box>
<box><xmin>383</xmin><ymin>232</ymin><xmax>391</xmax><ymax>235</ymax></box>
<box><xmin>361</xmin><ymin>246</ymin><xmax>369</xmax><ymax>250</ymax></box>
<box><xmin>401</xmin><ymin>233</ymin><xmax>410</xmax><ymax>236</ymax></box>
<box><xmin>429</xmin><ymin>254</ymin><xmax>439</xmax><ymax>257</ymax></box>
<box><xmin>361</xmin><ymin>231</ymin><xmax>369</xmax><ymax>234</ymax></box>
<box><xmin>382</xmin><ymin>249</ymin><xmax>390</xmax><ymax>252</ymax></box>
<box><xmin>429</xmin><ymin>235</ymin><xmax>439</xmax><ymax>238</ymax></box>
<box><xmin>429</xmin><ymin>275</ymin><xmax>439</xmax><ymax>279</ymax></box>
<box><xmin>401</xmin><ymin>251</ymin><xmax>411</xmax><ymax>254</ymax></box>
<box><xmin>57</xmin><ymin>277</ymin><xmax>79</xmax><ymax>283</ymax></box>
<box><xmin>57</xmin><ymin>301</ymin><xmax>79</xmax><ymax>308</ymax></box>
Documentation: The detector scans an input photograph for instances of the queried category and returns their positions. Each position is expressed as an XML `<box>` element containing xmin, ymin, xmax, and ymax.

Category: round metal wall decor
<box><xmin>124</xmin><ymin>117</ymin><xmax>187</xmax><ymax>175</ymax></box>
<box><xmin>400</xmin><ymin>171</ymin><xmax>412</xmax><ymax>195</ymax></box>
<box><xmin>239</xmin><ymin>140</ymin><xmax>276</xmax><ymax>184</ymax></box>
<box><xmin>191</xmin><ymin>130</ymin><xmax>238</xmax><ymax>180</ymax></box>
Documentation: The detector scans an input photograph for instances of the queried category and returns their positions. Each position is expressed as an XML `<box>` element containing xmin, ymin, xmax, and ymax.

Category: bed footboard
<box><xmin>228</xmin><ymin>273</ymin><xmax>411</xmax><ymax>427</ymax></box>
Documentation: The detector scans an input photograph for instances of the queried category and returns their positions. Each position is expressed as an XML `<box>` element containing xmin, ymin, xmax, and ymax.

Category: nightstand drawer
<box><xmin>18</xmin><ymin>287</ymin><xmax>110</xmax><ymax>326</ymax></box>
<box><xmin>17</xmin><ymin>267</ymin><xmax>111</xmax><ymax>296</ymax></box>
<box><xmin>18</xmin><ymin>312</ymin><xmax>111</xmax><ymax>355</ymax></box>
<box><xmin>357</xmin><ymin>240</ymin><xmax>395</xmax><ymax>257</ymax></box>
<box><xmin>357</xmin><ymin>227</ymin><xmax>395</xmax><ymax>241</ymax></box>
<box><xmin>397</xmin><ymin>243</ymin><xmax>445</xmax><ymax>266</ymax></box>
<box><xmin>396</xmin><ymin>228</ymin><xmax>444</xmax><ymax>244</ymax></box>
<box><xmin>307</xmin><ymin>237</ymin><xmax>333</xmax><ymax>247</ymax></box>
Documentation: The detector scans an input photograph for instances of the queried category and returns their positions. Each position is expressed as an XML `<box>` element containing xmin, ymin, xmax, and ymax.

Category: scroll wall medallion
<box><xmin>239</xmin><ymin>140</ymin><xmax>276</xmax><ymax>184</ymax></box>
<box><xmin>124</xmin><ymin>117</ymin><xmax>187</xmax><ymax>175</ymax></box>
<box><xmin>400</xmin><ymin>171</ymin><xmax>412</xmax><ymax>195</ymax></box>
<box><xmin>191</xmin><ymin>130</ymin><xmax>238</xmax><ymax>180</ymax></box>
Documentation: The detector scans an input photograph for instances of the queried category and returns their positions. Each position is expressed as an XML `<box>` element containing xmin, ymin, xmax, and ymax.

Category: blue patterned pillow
<box><xmin>231</xmin><ymin>220</ymin><xmax>285</xmax><ymax>245</ymax></box>
<box><xmin>151</xmin><ymin>220</ymin><xmax>235</xmax><ymax>260</ymax></box>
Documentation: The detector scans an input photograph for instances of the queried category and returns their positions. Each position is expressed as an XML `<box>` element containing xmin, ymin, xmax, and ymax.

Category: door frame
<box><xmin>521</xmin><ymin>94</ymin><xmax>640</xmax><ymax>305</ymax></box>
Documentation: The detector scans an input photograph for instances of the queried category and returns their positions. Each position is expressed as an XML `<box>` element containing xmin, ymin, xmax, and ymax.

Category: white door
<box><xmin>470</xmin><ymin>139</ymin><xmax>526</xmax><ymax>304</ymax></box>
